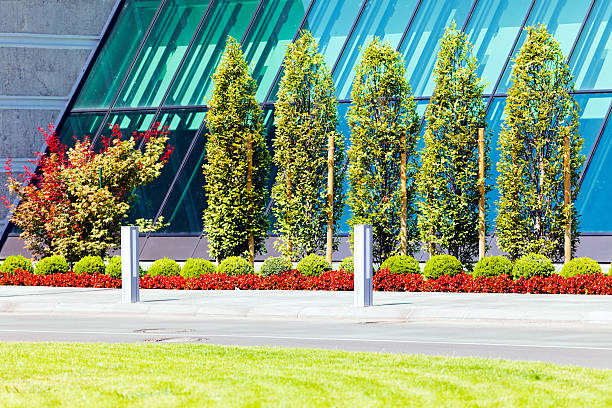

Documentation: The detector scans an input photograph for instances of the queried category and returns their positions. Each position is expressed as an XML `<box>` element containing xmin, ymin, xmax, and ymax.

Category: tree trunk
<box><xmin>326</xmin><ymin>132</ymin><xmax>334</xmax><ymax>264</ymax></box>
<box><xmin>400</xmin><ymin>133</ymin><xmax>407</xmax><ymax>256</ymax></box>
<box><xmin>246</xmin><ymin>134</ymin><xmax>254</xmax><ymax>267</ymax></box>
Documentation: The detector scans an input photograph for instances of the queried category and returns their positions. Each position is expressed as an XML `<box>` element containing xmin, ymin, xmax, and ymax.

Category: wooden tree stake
<box><xmin>326</xmin><ymin>132</ymin><xmax>334</xmax><ymax>264</ymax></box>
<box><xmin>564</xmin><ymin>130</ymin><xmax>571</xmax><ymax>264</ymax></box>
<box><xmin>286</xmin><ymin>167</ymin><xmax>292</xmax><ymax>257</ymax></box>
<box><xmin>246</xmin><ymin>134</ymin><xmax>254</xmax><ymax>267</ymax></box>
<box><xmin>478</xmin><ymin>127</ymin><xmax>485</xmax><ymax>260</ymax></box>
<box><xmin>400</xmin><ymin>133</ymin><xmax>407</xmax><ymax>256</ymax></box>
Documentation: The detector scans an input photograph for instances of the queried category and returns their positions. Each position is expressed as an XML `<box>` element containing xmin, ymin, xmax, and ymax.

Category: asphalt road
<box><xmin>2</xmin><ymin>313</ymin><xmax>612</xmax><ymax>369</ymax></box>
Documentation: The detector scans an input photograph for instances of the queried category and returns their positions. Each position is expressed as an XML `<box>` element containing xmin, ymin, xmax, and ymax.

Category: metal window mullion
<box><xmin>241</xmin><ymin>0</ymin><xmax>266</xmax><ymax>45</ymax></box>
<box><xmin>395</xmin><ymin>0</ymin><xmax>422</xmax><ymax>52</ymax></box>
<box><xmin>461</xmin><ymin>0</ymin><xmax>480</xmax><ymax>32</ymax></box>
<box><xmin>566</xmin><ymin>0</ymin><xmax>597</xmax><ymax>64</ymax></box>
<box><xmin>330</xmin><ymin>0</ymin><xmax>368</xmax><ymax>77</ymax></box>
<box><xmin>579</xmin><ymin>100</ymin><xmax>612</xmax><ymax>187</ymax></box>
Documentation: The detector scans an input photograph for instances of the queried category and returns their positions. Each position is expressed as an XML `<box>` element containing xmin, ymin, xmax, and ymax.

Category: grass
<box><xmin>0</xmin><ymin>343</ymin><xmax>610</xmax><ymax>407</ymax></box>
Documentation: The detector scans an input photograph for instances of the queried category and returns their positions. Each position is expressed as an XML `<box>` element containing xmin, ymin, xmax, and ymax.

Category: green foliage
<box><xmin>423</xmin><ymin>255</ymin><xmax>463</xmax><ymax>280</ymax></box>
<box><xmin>203</xmin><ymin>36</ymin><xmax>270</xmax><ymax>261</ymax></box>
<box><xmin>73</xmin><ymin>255</ymin><xmax>105</xmax><ymax>275</ymax></box>
<box><xmin>296</xmin><ymin>254</ymin><xmax>331</xmax><ymax>277</ymax></box>
<box><xmin>180</xmin><ymin>258</ymin><xmax>216</xmax><ymax>278</ymax></box>
<box><xmin>417</xmin><ymin>23</ymin><xmax>489</xmax><ymax>266</ymax></box>
<box><xmin>273</xmin><ymin>31</ymin><xmax>345</xmax><ymax>260</ymax></box>
<box><xmin>512</xmin><ymin>253</ymin><xmax>554</xmax><ymax>279</ymax></box>
<box><xmin>560</xmin><ymin>258</ymin><xmax>601</xmax><ymax>278</ymax></box>
<box><xmin>35</xmin><ymin>255</ymin><xmax>69</xmax><ymax>275</ymax></box>
<box><xmin>339</xmin><ymin>257</ymin><xmax>353</xmax><ymax>273</ymax></box>
<box><xmin>347</xmin><ymin>38</ymin><xmax>420</xmax><ymax>264</ymax></box>
<box><xmin>1</xmin><ymin>255</ymin><xmax>34</xmax><ymax>274</ymax></box>
<box><xmin>259</xmin><ymin>257</ymin><xmax>293</xmax><ymax>277</ymax></box>
<box><xmin>380</xmin><ymin>255</ymin><xmax>420</xmax><ymax>275</ymax></box>
<box><xmin>148</xmin><ymin>258</ymin><xmax>181</xmax><ymax>277</ymax></box>
<box><xmin>472</xmin><ymin>256</ymin><xmax>513</xmax><ymax>278</ymax></box>
<box><xmin>105</xmin><ymin>256</ymin><xmax>144</xmax><ymax>279</ymax></box>
<box><xmin>218</xmin><ymin>256</ymin><xmax>253</xmax><ymax>276</ymax></box>
<box><xmin>496</xmin><ymin>25</ymin><xmax>584</xmax><ymax>261</ymax></box>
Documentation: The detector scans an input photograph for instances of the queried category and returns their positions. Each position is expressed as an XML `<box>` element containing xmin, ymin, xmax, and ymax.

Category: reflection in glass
<box><xmin>165</xmin><ymin>0</ymin><xmax>259</xmax><ymax>106</ymax></box>
<box><xmin>57</xmin><ymin>113</ymin><xmax>105</xmax><ymax>147</ymax></box>
<box><xmin>399</xmin><ymin>0</ymin><xmax>472</xmax><ymax>97</ymax></box>
<box><xmin>115</xmin><ymin>0</ymin><xmax>209</xmax><ymax>108</ymax></box>
<box><xmin>574</xmin><ymin>94</ymin><xmax>612</xmax><ymax>158</ymax></box>
<box><xmin>333</xmin><ymin>0</ymin><xmax>419</xmax><ymax>99</ymax></box>
<box><xmin>73</xmin><ymin>0</ymin><xmax>158</xmax><ymax>109</ymax></box>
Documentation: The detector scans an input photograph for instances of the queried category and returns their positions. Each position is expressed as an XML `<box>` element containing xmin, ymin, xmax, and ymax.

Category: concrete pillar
<box><xmin>354</xmin><ymin>224</ymin><xmax>373</xmax><ymax>307</ymax></box>
<box><xmin>121</xmin><ymin>226</ymin><xmax>140</xmax><ymax>303</ymax></box>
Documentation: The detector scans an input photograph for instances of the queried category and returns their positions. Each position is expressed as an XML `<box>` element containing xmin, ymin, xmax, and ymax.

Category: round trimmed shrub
<box><xmin>296</xmin><ymin>254</ymin><xmax>331</xmax><ymax>277</ymax></box>
<box><xmin>560</xmin><ymin>257</ymin><xmax>601</xmax><ymax>278</ymax></box>
<box><xmin>148</xmin><ymin>257</ymin><xmax>181</xmax><ymax>277</ymax></box>
<box><xmin>339</xmin><ymin>257</ymin><xmax>353</xmax><ymax>273</ymax></box>
<box><xmin>105</xmin><ymin>256</ymin><xmax>145</xmax><ymax>278</ymax></box>
<box><xmin>181</xmin><ymin>258</ymin><xmax>216</xmax><ymax>278</ymax></box>
<box><xmin>423</xmin><ymin>255</ymin><xmax>462</xmax><ymax>280</ymax></box>
<box><xmin>73</xmin><ymin>255</ymin><xmax>105</xmax><ymax>275</ymax></box>
<box><xmin>35</xmin><ymin>255</ymin><xmax>69</xmax><ymax>275</ymax></box>
<box><xmin>380</xmin><ymin>255</ymin><xmax>420</xmax><ymax>275</ymax></box>
<box><xmin>1</xmin><ymin>255</ymin><xmax>34</xmax><ymax>274</ymax></box>
<box><xmin>472</xmin><ymin>256</ymin><xmax>512</xmax><ymax>278</ymax></box>
<box><xmin>218</xmin><ymin>256</ymin><xmax>253</xmax><ymax>276</ymax></box>
<box><xmin>259</xmin><ymin>257</ymin><xmax>293</xmax><ymax>277</ymax></box>
<box><xmin>512</xmin><ymin>253</ymin><xmax>554</xmax><ymax>279</ymax></box>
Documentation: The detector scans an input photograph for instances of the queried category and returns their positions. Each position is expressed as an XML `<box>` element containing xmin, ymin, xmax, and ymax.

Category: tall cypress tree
<box><xmin>417</xmin><ymin>23</ymin><xmax>488</xmax><ymax>265</ymax></box>
<box><xmin>203</xmin><ymin>36</ymin><xmax>269</xmax><ymax>263</ymax></box>
<box><xmin>272</xmin><ymin>31</ymin><xmax>345</xmax><ymax>260</ymax></box>
<box><xmin>497</xmin><ymin>25</ymin><xmax>583</xmax><ymax>261</ymax></box>
<box><xmin>347</xmin><ymin>38</ymin><xmax>420</xmax><ymax>264</ymax></box>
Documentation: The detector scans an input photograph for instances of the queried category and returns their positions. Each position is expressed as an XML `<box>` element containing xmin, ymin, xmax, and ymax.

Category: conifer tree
<box><xmin>347</xmin><ymin>38</ymin><xmax>420</xmax><ymax>264</ymax></box>
<box><xmin>272</xmin><ymin>31</ymin><xmax>345</xmax><ymax>260</ymax></box>
<box><xmin>496</xmin><ymin>25</ymin><xmax>583</xmax><ymax>261</ymax></box>
<box><xmin>417</xmin><ymin>23</ymin><xmax>488</xmax><ymax>265</ymax></box>
<box><xmin>204</xmin><ymin>36</ymin><xmax>269</xmax><ymax>263</ymax></box>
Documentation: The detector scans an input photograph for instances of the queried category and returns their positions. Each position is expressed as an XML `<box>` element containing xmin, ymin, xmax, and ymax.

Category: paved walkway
<box><xmin>1</xmin><ymin>286</ymin><xmax>611</xmax><ymax>324</ymax></box>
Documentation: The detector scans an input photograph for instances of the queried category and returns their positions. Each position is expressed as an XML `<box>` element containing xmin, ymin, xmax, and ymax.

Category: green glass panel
<box><xmin>73</xmin><ymin>0</ymin><xmax>158</xmax><ymax>109</ymax></box>
<box><xmin>570</xmin><ymin>0</ymin><xmax>612</xmax><ymax>90</ymax></box>
<box><xmin>242</xmin><ymin>0</ymin><xmax>310</xmax><ymax>101</ymax></box>
<box><xmin>333</xmin><ymin>0</ymin><xmax>419</xmax><ymax>99</ymax></box>
<box><xmin>497</xmin><ymin>0</ymin><xmax>590</xmax><ymax>93</ymax></box>
<box><xmin>115</xmin><ymin>0</ymin><xmax>209</xmax><ymax>108</ymax></box>
<box><xmin>398</xmin><ymin>0</ymin><xmax>472</xmax><ymax>97</ymax></box>
<box><xmin>56</xmin><ymin>112</ymin><xmax>105</xmax><ymax>147</ymax></box>
<box><xmin>464</xmin><ymin>0</ymin><xmax>532</xmax><ymax>94</ymax></box>
<box><xmin>165</xmin><ymin>0</ymin><xmax>259</xmax><ymax>106</ymax></box>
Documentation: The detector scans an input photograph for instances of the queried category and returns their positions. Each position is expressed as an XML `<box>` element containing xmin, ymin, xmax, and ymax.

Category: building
<box><xmin>1</xmin><ymin>0</ymin><xmax>611</xmax><ymax>261</ymax></box>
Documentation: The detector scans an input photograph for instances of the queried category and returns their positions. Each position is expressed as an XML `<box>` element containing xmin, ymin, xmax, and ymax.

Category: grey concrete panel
<box><xmin>0</xmin><ymin>109</ymin><xmax>56</xmax><ymax>157</ymax></box>
<box><xmin>0</xmin><ymin>0</ymin><xmax>117</xmax><ymax>36</ymax></box>
<box><xmin>0</xmin><ymin>48</ymin><xmax>91</xmax><ymax>96</ymax></box>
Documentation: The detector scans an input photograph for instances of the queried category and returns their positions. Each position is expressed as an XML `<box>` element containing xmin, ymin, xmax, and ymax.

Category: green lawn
<box><xmin>0</xmin><ymin>343</ymin><xmax>610</xmax><ymax>407</ymax></box>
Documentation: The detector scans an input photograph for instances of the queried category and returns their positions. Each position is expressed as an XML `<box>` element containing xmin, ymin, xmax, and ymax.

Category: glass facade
<box><xmin>56</xmin><ymin>0</ymin><xmax>612</xmax><ymax>235</ymax></box>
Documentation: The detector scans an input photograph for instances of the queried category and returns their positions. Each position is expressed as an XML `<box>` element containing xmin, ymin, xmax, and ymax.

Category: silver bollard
<box><xmin>354</xmin><ymin>224</ymin><xmax>373</xmax><ymax>307</ymax></box>
<box><xmin>121</xmin><ymin>226</ymin><xmax>140</xmax><ymax>303</ymax></box>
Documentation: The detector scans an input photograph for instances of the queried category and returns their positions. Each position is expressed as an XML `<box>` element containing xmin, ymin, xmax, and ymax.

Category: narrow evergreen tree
<box><xmin>272</xmin><ymin>31</ymin><xmax>345</xmax><ymax>260</ymax></box>
<box><xmin>417</xmin><ymin>23</ymin><xmax>488</xmax><ymax>265</ymax></box>
<box><xmin>203</xmin><ymin>36</ymin><xmax>269</xmax><ymax>263</ymax></box>
<box><xmin>497</xmin><ymin>25</ymin><xmax>583</xmax><ymax>261</ymax></box>
<box><xmin>347</xmin><ymin>38</ymin><xmax>420</xmax><ymax>264</ymax></box>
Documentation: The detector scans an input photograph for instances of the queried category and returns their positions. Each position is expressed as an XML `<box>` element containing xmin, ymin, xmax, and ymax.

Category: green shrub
<box><xmin>339</xmin><ymin>257</ymin><xmax>353</xmax><ymax>273</ymax></box>
<box><xmin>560</xmin><ymin>257</ymin><xmax>601</xmax><ymax>278</ymax></box>
<box><xmin>105</xmin><ymin>256</ymin><xmax>145</xmax><ymax>279</ymax></box>
<box><xmin>35</xmin><ymin>255</ymin><xmax>69</xmax><ymax>275</ymax></box>
<box><xmin>181</xmin><ymin>258</ymin><xmax>216</xmax><ymax>278</ymax></box>
<box><xmin>423</xmin><ymin>255</ymin><xmax>463</xmax><ymax>280</ymax></box>
<box><xmin>259</xmin><ymin>257</ymin><xmax>293</xmax><ymax>277</ymax></box>
<box><xmin>472</xmin><ymin>256</ymin><xmax>513</xmax><ymax>278</ymax></box>
<box><xmin>296</xmin><ymin>254</ymin><xmax>331</xmax><ymax>277</ymax></box>
<box><xmin>380</xmin><ymin>255</ymin><xmax>420</xmax><ymax>275</ymax></box>
<box><xmin>512</xmin><ymin>253</ymin><xmax>554</xmax><ymax>279</ymax></box>
<box><xmin>148</xmin><ymin>258</ymin><xmax>181</xmax><ymax>277</ymax></box>
<box><xmin>218</xmin><ymin>256</ymin><xmax>253</xmax><ymax>276</ymax></box>
<box><xmin>1</xmin><ymin>255</ymin><xmax>34</xmax><ymax>274</ymax></box>
<box><xmin>73</xmin><ymin>255</ymin><xmax>105</xmax><ymax>275</ymax></box>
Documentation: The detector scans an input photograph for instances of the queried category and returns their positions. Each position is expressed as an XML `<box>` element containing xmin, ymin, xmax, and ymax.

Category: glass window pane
<box><xmin>165</xmin><ymin>0</ymin><xmax>259</xmax><ymax>107</ymax></box>
<box><xmin>464</xmin><ymin>0</ymin><xmax>532</xmax><ymax>95</ymax></box>
<box><xmin>333</xmin><ymin>0</ymin><xmax>419</xmax><ymax>99</ymax></box>
<box><xmin>569</xmin><ymin>0</ymin><xmax>612</xmax><ymax>90</ymax></box>
<box><xmin>485</xmin><ymin>97</ymin><xmax>506</xmax><ymax>223</ymax></box>
<box><xmin>242</xmin><ymin>0</ymin><xmax>310</xmax><ymax>101</ymax></box>
<box><xmin>56</xmin><ymin>112</ymin><xmax>105</xmax><ymax>147</ymax></box>
<box><xmin>115</xmin><ymin>0</ymin><xmax>209</xmax><ymax>108</ymax></box>
<box><xmin>497</xmin><ymin>0</ymin><xmax>590</xmax><ymax>93</ymax></box>
<box><xmin>398</xmin><ymin>0</ymin><xmax>472</xmax><ymax>97</ymax></box>
<box><xmin>73</xmin><ymin>0</ymin><xmax>159</xmax><ymax>109</ymax></box>
<box><xmin>575</xmin><ymin>93</ymin><xmax>612</xmax><ymax>157</ymax></box>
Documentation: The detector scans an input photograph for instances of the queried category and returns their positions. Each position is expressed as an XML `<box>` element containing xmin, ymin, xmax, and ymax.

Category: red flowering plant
<box><xmin>3</xmin><ymin>123</ymin><xmax>172</xmax><ymax>263</ymax></box>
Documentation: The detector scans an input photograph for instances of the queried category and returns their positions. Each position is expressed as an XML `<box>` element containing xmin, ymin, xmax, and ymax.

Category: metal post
<box><xmin>478</xmin><ymin>127</ymin><xmax>485</xmax><ymax>260</ymax></box>
<box><xmin>121</xmin><ymin>226</ymin><xmax>140</xmax><ymax>303</ymax></box>
<box><xmin>354</xmin><ymin>224</ymin><xmax>373</xmax><ymax>307</ymax></box>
